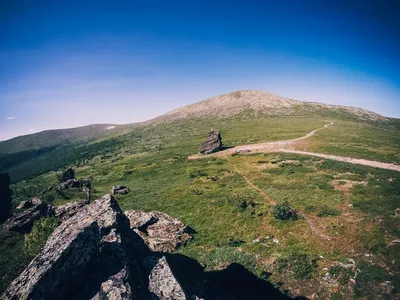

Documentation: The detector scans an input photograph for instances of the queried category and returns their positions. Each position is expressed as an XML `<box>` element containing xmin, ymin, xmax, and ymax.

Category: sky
<box><xmin>1</xmin><ymin>0</ymin><xmax>399</xmax><ymax>141</ymax></box>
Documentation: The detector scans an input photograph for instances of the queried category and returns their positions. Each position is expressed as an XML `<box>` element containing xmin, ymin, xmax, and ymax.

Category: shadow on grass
<box><xmin>166</xmin><ymin>253</ymin><xmax>305</xmax><ymax>300</ymax></box>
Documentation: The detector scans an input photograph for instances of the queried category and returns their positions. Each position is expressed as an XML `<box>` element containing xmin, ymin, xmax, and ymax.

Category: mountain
<box><xmin>152</xmin><ymin>90</ymin><xmax>387</xmax><ymax>123</ymax></box>
<box><xmin>0</xmin><ymin>90</ymin><xmax>397</xmax><ymax>181</ymax></box>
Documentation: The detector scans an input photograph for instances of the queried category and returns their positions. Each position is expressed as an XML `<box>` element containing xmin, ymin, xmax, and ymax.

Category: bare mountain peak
<box><xmin>153</xmin><ymin>89</ymin><xmax>386</xmax><ymax>122</ymax></box>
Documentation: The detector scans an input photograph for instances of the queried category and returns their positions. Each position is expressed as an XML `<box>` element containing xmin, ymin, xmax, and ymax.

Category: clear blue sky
<box><xmin>1</xmin><ymin>0</ymin><xmax>399</xmax><ymax>140</ymax></box>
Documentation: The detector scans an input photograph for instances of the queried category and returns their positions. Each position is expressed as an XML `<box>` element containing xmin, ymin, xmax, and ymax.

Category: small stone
<box><xmin>272</xmin><ymin>238</ymin><xmax>279</xmax><ymax>244</ymax></box>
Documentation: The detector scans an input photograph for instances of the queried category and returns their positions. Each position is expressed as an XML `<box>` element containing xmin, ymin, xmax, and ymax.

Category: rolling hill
<box><xmin>1</xmin><ymin>90</ymin><xmax>400</xmax><ymax>299</ymax></box>
<box><xmin>0</xmin><ymin>90</ymin><xmax>399</xmax><ymax>182</ymax></box>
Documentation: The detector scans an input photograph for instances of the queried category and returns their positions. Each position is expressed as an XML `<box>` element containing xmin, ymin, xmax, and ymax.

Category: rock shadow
<box><xmin>165</xmin><ymin>253</ymin><xmax>299</xmax><ymax>300</ymax></box>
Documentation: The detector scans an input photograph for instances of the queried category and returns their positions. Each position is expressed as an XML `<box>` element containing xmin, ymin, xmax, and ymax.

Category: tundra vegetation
<box><xmin>0</xmin><ymin>104</ymin><xmax>399</xmax><ymax>298</ymax></box>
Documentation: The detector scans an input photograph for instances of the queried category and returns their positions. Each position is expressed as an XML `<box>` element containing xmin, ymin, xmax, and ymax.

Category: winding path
<box><xmin>189</xmin><ymin>122</ymin><xmax>400</xmax><ymax>172</ymax></box>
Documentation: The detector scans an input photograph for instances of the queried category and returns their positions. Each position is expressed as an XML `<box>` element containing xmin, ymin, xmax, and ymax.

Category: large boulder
<box><xmin>3</xmin><ymin>203</ymin><xmax>52</xmax><ymax>233</ymax></box>
<box><xmin>125</xmin><ymin>210</ymin><xmax>192</xmax><ymax>253</ymax></box>
<box><xmin>1</xmin><ymin>195</ymin><xmax>134</xmax><ymax>300</ymax></box>
<box><xmin>199</xmin><ymin>131</ymin><xmax>222</xmax><ymax>155</ymax></box>
<box><xmin>0</xmin><ymin>173</ymin><xmax>12</xmax><ymax>223</ymax></box>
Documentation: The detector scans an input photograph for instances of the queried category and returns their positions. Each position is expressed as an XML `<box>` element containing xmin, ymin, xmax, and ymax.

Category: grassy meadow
<box><xmin>2</xmin><ymin>115</ymin><xmax>400</xmax><ymax>298</ymax></box>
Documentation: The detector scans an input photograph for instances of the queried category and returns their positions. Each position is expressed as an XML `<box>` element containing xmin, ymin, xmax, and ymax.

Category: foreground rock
<box><xmin>2</xmin><ymin>195</ymin><xmax>132</xmax><ymax>300</ymax></box>
<box><xmin>53</xmin><ymin>200</ymin><xmax>88</xmax><ymax>222</ymax></box>
<box><xmin>111</xmin><ymin>185</ymin><xmax>130</xmax><ymax>195</ymax></box>
<box><xmin>3</xmin><ymin>203</ymin><xmax>52</xmax><ymax>233</ymax></box>
<box><xmin>199</xmin><ymin>130</ymin><xmax>223</xmax><ymax>155</ymax></box>
<box><xmin>125</xmin><ymin>210</ymin><xmax>192</xmax><ymax>252</ymax></box>
<box><xmin>146</xmin><ymin>256</ymin><xmax>187</xmax><ymax>300</ymax></box>
<box><xmin>2</xmin><ymin>195</ymin><xmax>189</xmax><ymax>300</ymax></box>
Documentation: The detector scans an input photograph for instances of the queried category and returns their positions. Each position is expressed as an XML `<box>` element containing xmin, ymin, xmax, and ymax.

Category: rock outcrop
<box><xmin>56</xmin><ymin>178</ymin><xmax>91</xmax><ymax>190</ymax></box>
<box><xmin>53</xmin><ymin>200</ymin><xmax>88</xmax><ymax>222</ymax></box>
<box><xmin>199</xmin><ymin>131</ymin><xmax>222</xmax><ymax>155</ymax></box>
<box><xmin>16</xmin><ymin>198</ymin><xmax>41</xmax><ymax>210</ymax></box>
<box><xmin>0</xmin><ymin>173</ymin><xmax>12</xmax><ymax>223</ymax></box>
<box><xmin>146</xmin><ymin>256</ymin><xmax>187</xmax><ymax>300</ymax></box>
<box><xmin>1</xmin><ymin>195</ymin><xmax>189</xmax><ymax>300</ymax></box>
<box><xmin>125</xmin><ymin>210</ymin><xmax>192</xmax><ymax>253</ymax></box>
<box><xmin>111</xmin><ymin>185</ymin><xmax>130</xmax><ymax>195</ymax></box>
<box><xmin>2</xmin><ymin>203</ymin><xmax>52</xmax><ymax>233</ymax></box>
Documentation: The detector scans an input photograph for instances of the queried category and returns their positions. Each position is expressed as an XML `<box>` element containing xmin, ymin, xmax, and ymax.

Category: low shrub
<box><xmin>227</xmin><ymin>193</ymin><xmax>255</xmax><ymax>212</ymax></box>
<box><xmin>188</xmin><ymin>168</ymin><xmax>208</xmax><ymax>178</ymax></box>
<box><xmin>273</xmin><ymin>202</ymin><xmax>298</xmax><ymax>220</ymax></box>
<box><xmin>24</xmin><ymin>216</ymin><xmax>59</xmax><ymax>257</ymax></box>
<box><xmin>277</xmin><ymin>253</ymin><xmax>316</xmax><ymax>279</ymax></box>
<box><xmin>328</xmin><ymin>265</ymin><xmax>353</xmax><ymax>285</ymax></box>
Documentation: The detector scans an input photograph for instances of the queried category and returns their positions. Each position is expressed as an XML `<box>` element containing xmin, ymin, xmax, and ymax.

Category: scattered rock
<box><xmin>272</xmin><ymin>238</ymin><xmax>279</xmax><ymax>244</ymax></box>
<box><xmin>3</xmin><ymin>203</ymin><xmax>53</xmax><ymax>233</ymax></box>
<box><xmin>125</xmin><ymin>210</ymin><xmax>192</xmax><ymax>253</ymax></box>
<box><xmin>147</xmin><ymin>256</ymin><xmax>187</xmax><ymax>300</ymax></box>
<box><xmin>54</xmin><ymin>200</ymin><xmax>88</xmax><ymax>222</ymax></box>
<box><xmin>2</xmin><ymin>195</ymin><xmax>135</xmax><ymax>300</ymax></box>
<box><xmin>56</xmin><ymin>178</ymin><xmax>91</xmax><ymax>190</ymax></box>
<box><xmin>111</xmin><ymin>185</ymin><xmax>130</xmax><ymax>195</ymax></box>
<box><xmin>199</xmin><ymin>130</ymin><xmax>223</xmax><ymax>155</ymax></box>
<box><xmin>395</xmin><ymin>208</ymin><xmax>400</xmax><ymax>217</ymax></box>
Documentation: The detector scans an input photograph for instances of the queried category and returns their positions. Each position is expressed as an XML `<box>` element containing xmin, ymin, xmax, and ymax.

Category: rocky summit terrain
<box><xmin>2</xmin><ymin>194</ymin><xmax>194</xmax><ymax>300</ymax></box>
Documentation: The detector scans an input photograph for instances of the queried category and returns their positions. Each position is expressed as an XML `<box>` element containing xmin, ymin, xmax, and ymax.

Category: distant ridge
<box><xmin>151</xmin><ymin>90</ymin><xmax>387</xmax><ymax>123</ymax></box>
<box><xmin>0</xmin><ymin>90</ymin><xmax>390</xmax><ymax>153</ymax></box>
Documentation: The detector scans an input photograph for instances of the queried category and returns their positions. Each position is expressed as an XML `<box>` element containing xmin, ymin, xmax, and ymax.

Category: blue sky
<box><xmin>1</xmin><ymin>0</ymin><xmax>399</xmax><ymax>140</ymax></box>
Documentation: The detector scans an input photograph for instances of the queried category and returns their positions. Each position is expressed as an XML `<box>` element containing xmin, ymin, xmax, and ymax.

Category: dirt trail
<box><xmin>189</xmin><ymin>122</ymin><xmax>400</xmax><ymax>172</ymax></box>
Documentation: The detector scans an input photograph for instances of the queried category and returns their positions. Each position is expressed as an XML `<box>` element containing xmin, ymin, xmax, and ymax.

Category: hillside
<box><xmin>0</xmin><ymin>124</ymin><xmax>121</xmax><ymax>155</ymax></box>
<box><xmin>152</xmin><ymin>90</ymin><xmax>388</xmax><ymax>123</ymax></box>
<box><xmin>1</xmin><ymin>90</ymin><xmax>400</xmax><ymax>299</ymax></box>
<box><xmin>0</xmin><ymin>90</ymin><xmax>399</xmax><ymax>182</ymax></box>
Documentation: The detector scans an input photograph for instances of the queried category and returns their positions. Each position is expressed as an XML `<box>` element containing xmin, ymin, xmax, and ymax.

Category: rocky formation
<box><xmin>2</xmin><ymin>203</ymin><xmax>52</xmax><ymax>233</ymax></box>
<box><xmin>16</xmin><ymin>198</ymin><xmax>41</xmax><ymax>210</ymax></box>
<box><xmin>199</xmin><ymin>131</ymin><xmax>222</xmax><ymax>155</ymax></box>
<box><xmin>111</xmin><ymin>185</ymin><xmax>130</xmax><ymax>195</ymax></box>
<box><xmin>125</xmin><ymin>210</ymin><xmax>192</xmax><ymax>253</ymax></box>
<box><xmin>54</xmin><ymin>200</ymin><xmax>88</xmax><ymax>222</ymax></box>
<box><xmin>0</xmin><ymin>173</ymin><xmax>12</xmax><ymax>223</ymax></box>
<box><xmin>146</xmin><ymin>256</ymin><xmax>187</xmax><ymax>300</ymax></box>
<box><xmin>1</xmin><ymin>195</ymin><xmax>189</xmax><ymax>300</ymax></box>
<box><xmin>56</xmin><ymin>178</ymin><xmax>91</xmax><ymax>190</ymax></box>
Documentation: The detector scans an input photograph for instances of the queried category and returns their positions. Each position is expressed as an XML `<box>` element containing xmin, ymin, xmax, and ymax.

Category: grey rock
<box><xmin>148</xmin><ymin>256</ymin><xmax>186</xmax><ymax>300</ymax></box>
<box><xmin>54</xmin><ymin>200</ymin><xmax>87</xmax><ymax>222</ymax></box>
<box><xmin>3</xmin><ymin>203</ymin><xmax>52</xmax><ymax>233</ymax></box>
<box><xmin>111</xmin><ymin>185</ymin><xmax>130</xmax><ymax>195</ymax></box>
<box><xmin>56</xmin><ymin>178</ymin><xmax>91</xmax><ymax>190</ymax></box>
<box><xmin>92</xmin><ymin>267</ymin><xmax>132</xmax><ymax>300</ymax></box>
<box><xmin>16</xmin><ymin>200</ymin><xmax>33</xmax><ymax>210</ymax></box>
<box><xmin>199</xmin><ymin>130</ymin><xmax>222</xmax><ymax>155</ymax></box>
<box><xmin>2</xmin><ymin>194</ymin><xmax>132</xmax><ymax>300</ymax></box>
<box><xmin>125</xmin><ymin>210</ymin><xmax>192</xmax><ymax>253</ymax></box>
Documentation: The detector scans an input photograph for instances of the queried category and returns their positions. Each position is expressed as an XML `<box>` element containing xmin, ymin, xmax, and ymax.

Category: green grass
<box><xmin>2</xmin><ymin>115</ymin><xmax>400</xmax><ymax>298</ymax></box>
